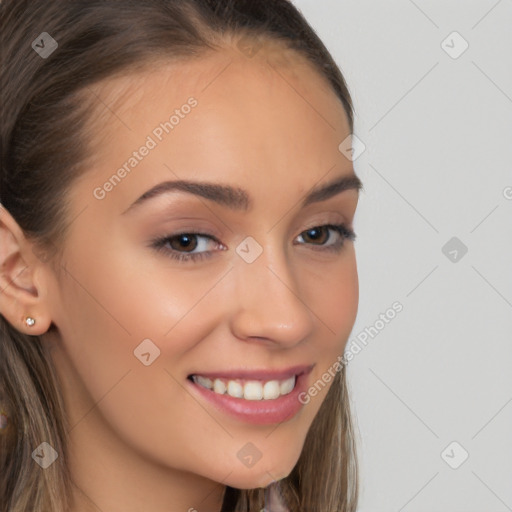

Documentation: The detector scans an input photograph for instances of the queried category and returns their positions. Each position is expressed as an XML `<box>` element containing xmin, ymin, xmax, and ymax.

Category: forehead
<box><xmin>71</xmin><ymin>44</ymin><xmax>354</xmax><ymax>215</ymax></box>
<box><xmin>83</xmin><ymin>43</ymin><xmax>350</xmax><ymax>153</ymax></box>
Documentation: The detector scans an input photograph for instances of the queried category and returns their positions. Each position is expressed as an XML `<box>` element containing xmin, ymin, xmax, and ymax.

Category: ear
<box><xmin>0</xmin><ymin>203</ymin><xmax>53</xmax><ymax>335</ymax></box>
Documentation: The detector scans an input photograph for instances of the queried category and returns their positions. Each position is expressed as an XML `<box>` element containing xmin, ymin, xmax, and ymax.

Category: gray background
<box><xmin>292</xmin><ymin>1</ymin><xmax>512</xmax><ymax>511</ymax></box>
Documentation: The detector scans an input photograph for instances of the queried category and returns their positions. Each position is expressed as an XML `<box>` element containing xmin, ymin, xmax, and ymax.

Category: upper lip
<box><xmin>189</xmin><ymin>364</ymin><xmax>315</xmax><ymax>381</ymax></box>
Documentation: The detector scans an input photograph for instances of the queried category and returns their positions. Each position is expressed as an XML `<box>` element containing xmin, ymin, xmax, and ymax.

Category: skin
<box><xmin>0</xmin><ymin>42</ymin><xmax>360</xmax><ymax>512</ymax></box>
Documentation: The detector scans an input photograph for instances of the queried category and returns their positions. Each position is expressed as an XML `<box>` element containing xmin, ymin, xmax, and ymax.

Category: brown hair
<box><xmin>0</xmin><ymin>1</ymin><xmax>359</xmax><ymax>510</ymax></box>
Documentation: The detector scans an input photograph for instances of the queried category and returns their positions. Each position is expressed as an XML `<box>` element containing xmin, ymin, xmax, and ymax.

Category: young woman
<box><xmin>0</xmin><ymin>1</ymin><xmax>362</xmax><ymax>510</ymax></box>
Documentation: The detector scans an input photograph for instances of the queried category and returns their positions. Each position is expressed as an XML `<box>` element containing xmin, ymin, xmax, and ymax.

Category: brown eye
<box><xmin>168</xmin><ymin>234</ymin><xmax>198</xmax><ymax>252</ymax></box>
<box><xmin>301</xmin><ymin>226</ymin><xmax>330</xmax><ymax>245</ymax></box>
<box><xmin>295</xmin><ymin>223</ymin><xmax>356</xmax><ymax>252</ymax></box>
<box><xmin>151</xmin><ymin>231</ymin><xmax>224</xmax><ymax>263</ymax></box>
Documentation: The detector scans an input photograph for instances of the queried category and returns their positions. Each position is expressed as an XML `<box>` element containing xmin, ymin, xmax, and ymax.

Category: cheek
<box><xmin>52</xmin><ymin>253</ymin><xmax>230</xmax><ymax>473</ymax></box>
<box><xmin>304</xmin><ymin>250</ymin><xmax>359</xmax><ymax>351</ymax></box>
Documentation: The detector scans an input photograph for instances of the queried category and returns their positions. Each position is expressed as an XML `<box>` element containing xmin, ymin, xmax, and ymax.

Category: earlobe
<box><xmin>0</xmin><ymin>203</ymin><xmax>52</xmax><ymax>335</ymax></box>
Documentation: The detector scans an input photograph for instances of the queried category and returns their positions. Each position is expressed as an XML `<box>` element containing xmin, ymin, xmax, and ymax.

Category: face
<box><xmin>43</xmin><ymin>44</ymin><xmax>360</xmax><ymax>494</ymax></box>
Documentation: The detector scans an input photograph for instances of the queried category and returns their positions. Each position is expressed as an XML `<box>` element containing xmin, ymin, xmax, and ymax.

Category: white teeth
<box><xmin>213</xmin><ymin>378</ymin><xmax>226</xmax><ymax>394</ymax></box>
<box><xmin>227</xmin><ymin>380</ymin><xmax>243</xmax><ymax>398</ymax></box>
<box><xmin>191</xmin><ymin>375</ymin><xmax>297</xmax><ymax>400</ymax></box>
<box><xmin>195</xmin><ymin>375</ymin><xmax>213</xmax><ymax>389</ymax></box>
<box><xmin>263</xmin><ymin>380</ymin><xmax>280</xmax><ymax>400</ymax></box>
<box><xmin>280</xmin><ymin>376</ymin><xmax>295</xmax><ymax>395</ymax></box>
<box><xmin>244</xmin><ymin>381</ymin><xmax>263</xmax><ymax>400</ymax></box>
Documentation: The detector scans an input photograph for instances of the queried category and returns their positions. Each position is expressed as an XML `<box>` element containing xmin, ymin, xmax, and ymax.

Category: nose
<box><xmin>227</xmin><ymin>240</ymin><xmax>315</xmax><ymax>348</ymax></box>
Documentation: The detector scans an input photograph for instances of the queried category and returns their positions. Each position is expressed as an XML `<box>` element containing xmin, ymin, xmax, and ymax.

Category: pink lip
<box><xmin>188</xmin><ymin>364</ymin><xmax>314</xmax><ymax>381</ymax></box>
<box><xmin>185</xmin><ymin>364</ymin><xmax>314</xmax><ymax>426</ymax></box>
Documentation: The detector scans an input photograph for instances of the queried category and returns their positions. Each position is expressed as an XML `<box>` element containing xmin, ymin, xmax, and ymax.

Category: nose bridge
<box><xmin>228</xmin><ymin>236</ymin><xmax>314</xmax><ymax>345</ymax></box>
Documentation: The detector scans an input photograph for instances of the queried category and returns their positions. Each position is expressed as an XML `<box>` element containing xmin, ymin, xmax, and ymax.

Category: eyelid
<box><xmin>149</xmin><ymin>221</ymin><xmax>355</xmax><ymax>264</ymax></box>
<box><xmin>149</xmin><ymin>231</ymin><xmax>223</xmax><ymax>263</ymax></box>
<box><xmin>294</xmin><ymin>223</ymin><xmax>356</xmax><ymax>247</ymax></box>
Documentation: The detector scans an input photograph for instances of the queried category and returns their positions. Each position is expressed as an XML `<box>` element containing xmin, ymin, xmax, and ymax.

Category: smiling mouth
<box><xmin>188</xmin><ymin>374</ymin><xmax>297</xmax><ymax>401</ymax></box>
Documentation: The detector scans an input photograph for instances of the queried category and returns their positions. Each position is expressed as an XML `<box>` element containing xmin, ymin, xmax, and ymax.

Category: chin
<box><xmin>224</xmin><ymin>462</ymin><xmax>293</xmax><ymax>490</ymax></box>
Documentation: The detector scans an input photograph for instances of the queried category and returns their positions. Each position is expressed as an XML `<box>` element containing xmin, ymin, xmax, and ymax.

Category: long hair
<box><xmin>0</xmin><ymin>1</ymin><xmax>359</xmax><ymax>510</ymax></box>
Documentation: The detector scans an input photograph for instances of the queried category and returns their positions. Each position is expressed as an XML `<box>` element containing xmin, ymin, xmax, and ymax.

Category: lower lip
<box><xmin>186</xmin><ymin>372</ymin><xmax>309</xmax><ymax>425</ymax></box>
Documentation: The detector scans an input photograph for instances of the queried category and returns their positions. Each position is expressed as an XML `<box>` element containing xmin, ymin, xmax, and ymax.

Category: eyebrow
<box><xmin>122</xmin><ymin>173</ymin><xmax>363</xmax><ymax>215</ymax></box>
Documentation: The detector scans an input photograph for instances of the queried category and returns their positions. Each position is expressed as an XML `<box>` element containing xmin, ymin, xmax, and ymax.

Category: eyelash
<box><xmin>150</xmin><ymin>223</ymin><xmax>356</xmax><ymax>263</ymax></box>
